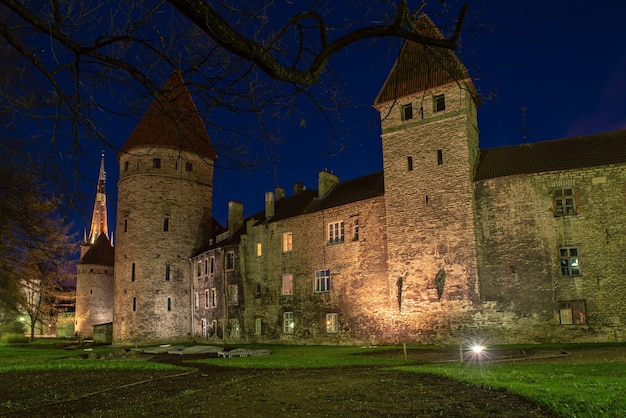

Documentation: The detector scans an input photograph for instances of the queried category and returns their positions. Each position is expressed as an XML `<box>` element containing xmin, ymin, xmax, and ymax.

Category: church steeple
<box><xmin>87</xmin><ymin>151</ymin><xmax>108</xmax><ymax>244</ymax></box>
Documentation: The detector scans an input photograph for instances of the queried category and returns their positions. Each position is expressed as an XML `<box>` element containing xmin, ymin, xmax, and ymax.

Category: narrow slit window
<box><xmin>407</xmin><ymin>156</ymin><xmax>413</xmax><ymax>171</ymax></box>
<box><xmin>163</xmin><ymin>216</ymin><xmax>169</xmax><ymax>232</ymax></box>
<box><xmin>437</xmin><ymin>149</ymin><xmax>443</xmax><ymax>165</ymax></box>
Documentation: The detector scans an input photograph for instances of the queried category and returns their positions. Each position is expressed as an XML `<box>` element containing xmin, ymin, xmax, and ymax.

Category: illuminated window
<box><xmin>228</xmin><ymin>285</ymin><xmax>238</xmax><ymax>305</ymax></box>
<box><xmin>401</xmin><ymin>103</ymin><xmax>413</xmax><ymax>120</ymax></box>
<box><xmin>282</xmin><ymin>274</ymin><xmax>293</xmax><ymax>295</ymax></box>
<box><xmin>226</xmin><ymin>252</ymin><xmax>235</xmax><ymax>270</ymax></box>
<box><xmin>559</xmin><ymin>301</ymin><xmax>586</xmax><ymax>325</ymax></box>
<box><xmin>328</xmin><ymin>222</ymin><xmax>344</xmax><ymax>244</ymax></box>
<box><xmin>326</xmin><ymin>313</ymin><xmax>338</xmax><ymax>333</ymax></box>
<box><xmin>256</xmin><ymin>243</ymin><xmax>262</xmax><ymax>257</ymax></box>
<box><xmin>282</xmin><ymin>232</ymin><xmax>293</xmax><ymax>252</ymax></box>
<box><xmin>434</xmin><ymin>94</ymin><xmax>445</xmax><ymax>112</ymax></box>
<box><xmin>560</xmin><ymin>247</ymin><xmax>581</xmax><ymax>276</ymax></box>
<box><xmin>554</xmin><ymin>188</ymin><xmax>576</xmax><ymax>216</ymax></box>
<box><xmin>315</xmin><ymin>269</ymin><xmax>331</xmax><ymax>293</ymax></box>
<box><xmin>353</xmin><ymin>218</ymin><xmax>359</xmax><ymax>241</ymax></box>
<box><xmin>255</xmin><ymin>318</ymin><xmax>262</xmax><ymax>335</ymax></box>
<box><xmin>153</xmin><ymin>158</ymin><xmax>161</xmax><ymax>169</ymax></box>
<box><xmin>283</xmin><ymin>312</ymin><xmax>294</xmax><ymax>334</ymax></box>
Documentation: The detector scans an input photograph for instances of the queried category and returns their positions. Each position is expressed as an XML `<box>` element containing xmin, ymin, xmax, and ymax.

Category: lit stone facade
<box><xmin>87</xmin><ymin>15</ymin><xmax>626</xmax><ymax>345</ymax></box>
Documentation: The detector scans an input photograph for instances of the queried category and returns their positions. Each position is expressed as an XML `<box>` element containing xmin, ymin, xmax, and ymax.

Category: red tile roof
<box><xmin>476</xmin><ymin>129</ymin><xmax>626</xmax><ymax>180</ymax></box>
<box><xmin>375</xmin><ymin>14</ymin><xmax>477</xmax><ymax>105</ymax></box>
<box><xmin>121</xmin><ymin>71</ymin><xmax>217</xmax><ymax>160</ymax></box>
<box><xmin>78</xmin><ymin>232</ymin><xmax>114</xmax><ymax>266</ymax></box>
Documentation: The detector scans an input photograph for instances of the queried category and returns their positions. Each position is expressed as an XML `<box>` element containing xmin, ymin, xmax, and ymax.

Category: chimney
<box><xmin>293</xmin><ymin>182</ymin><xmax>306</xmax><ymax>195</ymax></box>
<box><xmin>265</xmin><ymin>191</ymin><xmax>275</xmax><ymax>218</ymax></box>
<box><xmin>318</xmin><ymin>170</ymin><xmax>339</xmax><ymax>196</ymax></box>
<box><xmin>228</xmin><ymin>201</ymin><xmax>244</xmax><ymax>235</ymax></box>
<box><xmin>275</xmin><ymin>187</ymin><xmax>285</xmax><ymax>201</ymax></box>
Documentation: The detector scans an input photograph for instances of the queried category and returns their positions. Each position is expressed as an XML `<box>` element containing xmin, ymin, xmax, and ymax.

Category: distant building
<box><xmin>82</xmin><ymin>14</ymin><xmax>626</xmax><ymax>345</ymax></box>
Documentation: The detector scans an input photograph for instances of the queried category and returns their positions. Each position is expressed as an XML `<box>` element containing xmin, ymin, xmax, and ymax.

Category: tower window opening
<box><xmin>401</xmin><ymin>103</ymin><xmax>413</xmax><ymax>121</ymax></box>
<box><xmin>185</xmin><ymin>162</ymin><xmax>193</xmax><ymax>171</ymax></box>
<box><xmin>165</xmin><ymin>263</ymin><xmax>170</xmax><ymax>281</ymax></box>
<box><xmin>131</xmin><ymin>263</ymin><xmax>135</xmax><ymax>282</ymax></box>
<box><xmin>153</xmin><ymin>158</ymin><xmax>161</xmax><ymax>169</ymax></box>
<box><xmin>167</xmin><ymin>297</ymin><xmax>171</xmax><ymax>311</ymax></box>
<box><xmin>163</xmin><ymin>216</ymin><xmax>169</xmax><ymax>232</ymax></box>
<box><xmin>437</xmin><ymin>149</ymin><xmax>443</xmax><ymax>165</ymax></box>
<box><xmin>407</xmin><ymin>156</ymin><xmax>413</xmax><ymax>171</ymax></box>
<box><xmin>434</xmin><ymin>94</ymin><xmax>446</xmax><ymax>112</ymax></box>
<box><xmin>123</xmin><ymin>219</ymin><xmax>128</xmax><ymax>232</ymax></box>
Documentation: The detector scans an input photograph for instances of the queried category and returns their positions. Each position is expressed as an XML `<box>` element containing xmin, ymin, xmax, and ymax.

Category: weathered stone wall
<box><xmin>75</xmin><ymin>264</ymin><xmax>114</xmax><ymax>338</ymax></box>
<box><xmin>242</xmin><ymin>195</ymin><xmax>389</xmax><ymax>344</ymax></box>
<box><xmin>113</xmin><ymin>146</ymin><xmax>213</xmax><ymax>343</ymax></box>
<box><xmin>191</xmin><ymin>240</ymin><xmax>245</xmax><ymax>343</ymax></box>
<box><xmin>377</xmin><ymin>81</ymin><xmax>481</xmax><ymax>343</ymax></box>
<box><xmin>475</xmin><ymin>166</ymin><xmax>626</xmax><ymax>343</ymax></box>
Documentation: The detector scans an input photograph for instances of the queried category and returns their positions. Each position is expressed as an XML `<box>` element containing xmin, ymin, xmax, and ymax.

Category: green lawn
<box><xmin>2</xmin><ymin>340</ymin><xmax>625</xmax><ymax>417</ymax></box>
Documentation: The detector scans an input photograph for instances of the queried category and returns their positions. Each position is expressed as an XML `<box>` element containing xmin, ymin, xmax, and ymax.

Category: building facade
<box><xmin>95</xmin><ymin>15</ymin><xmax>626</xmax><ymax>345</ymax></box>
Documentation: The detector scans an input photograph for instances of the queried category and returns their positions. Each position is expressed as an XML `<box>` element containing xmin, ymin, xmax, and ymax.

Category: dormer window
<box><xmin>434</xmin><ymin>94</ymin><xmax>445</xmax><ymax>112</ymax></box>
<box><xmin>401</xmin><ymin>103</ymin><xmax>413</xmax><ymax>120</ymax></box>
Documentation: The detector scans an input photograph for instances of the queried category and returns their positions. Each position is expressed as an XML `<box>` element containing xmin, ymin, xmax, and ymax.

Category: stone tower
<box><xmin>374</xmin><ymin>15</ymin><xmax>481</xmax><ymax>341</ymax></box>
<box><xmin>113</xmin><ymin>71</ymin><xmax>216</xmax><ymax>343</ymax></box>
<box><xmin>75</xmin><ymin>152</ymin><xmax>114</xmax><ymax>337</ymax></box>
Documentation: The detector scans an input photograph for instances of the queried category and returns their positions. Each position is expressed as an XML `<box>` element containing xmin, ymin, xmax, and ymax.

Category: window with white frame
<box><xmin>560</xmin><ymin>247</ymin><xmax>581</xmax><ymax>276</ymax></box>
<box><xmin>282</xmin><ymin>232</ymin><xmax>293</xmax><ymax>252</ymax></box>
<box><xmin>315</xmin><ymin>269</ymin><xmax>331</xmax><ymax>292</ymax></box>
<box><xmin>205</xmin><ymin>289</ymin><xmax>209</xmax><ymax>308</ymax></box>
<box><xmin>228</xmin><ymin>285</ymin><xmax>238</xmax><ymax>305</ymax></box>
<box><xmin>201</xmin><ymin>318</ymin><xmax>207</xmax><ymax>337</ymax></box>
<box><xmin>559</xmin><ymin>301</ymin><xmax>587</xmax><ymax>325</ymax></box>
<box><xmin>554</xmin><ymin>187</ymin><xmax>576</xmax><ymax>216</ymax></box>
<box><xmin>226</xmin><ymin>251</ymin><xmax>235</xmax><ymax>270</ymax></box>
<box><xmin>210</xmin><ymin>288</ymin><xmax>217</xmax><ymax>308</ymax></box>
<box><xmin>326</xmin><ymin>313</ymin><xmax>338</xmax><ymax>333</ymax></box>
<box><xmin>256</xmin><ymin>243</ymin><xmax>262</xmax><ymax>257</ymax></box>
<box><xmin>195</xmin><ymin>292</ymin><xmax>199</xmax><ymax>309</ymax></box>
<box><xmin>255</xmin><ymin>318</ymin><xmax>262</xmax><ymax>335</ymax></box>
<box><xmin>282</xmin><ymin>274</ymin><xmax>293</xmax><ymax>295</ymax></box>
<box><xmin>328</xmin><ymin>221</ymin><xmax>344</xmax><ymax>244</ymax></box>
<box><xmin>283</xmin><ymin>312</ymin><xmax>294</xmax><ymax>334</ymax></box>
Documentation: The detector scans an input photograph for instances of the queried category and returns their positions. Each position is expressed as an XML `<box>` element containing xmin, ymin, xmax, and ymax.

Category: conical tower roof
<box><xmin>121</xmin><ymin>71</ymin><xmax>217</xmax><ymax>160</ymax></box>
<box><xmin>79</xmin><ymin>232</ymin><xmax>114</xmax><ymax>266</ymax></box>
<box><xmin>375</xmin><ymin>14</ymin><xmax>478</xmax><ymax>106</ymax></box>
<box><xmin>87</xmin><ymin>151</ymin><xmax>108</xmax><ymax>244</ymax></box>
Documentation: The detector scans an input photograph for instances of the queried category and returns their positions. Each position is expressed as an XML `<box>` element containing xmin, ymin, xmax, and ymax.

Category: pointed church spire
<box><xmin>88</xmin><ymin>151</ymin><xmax>108</xmax><ymax>244</ymax></box>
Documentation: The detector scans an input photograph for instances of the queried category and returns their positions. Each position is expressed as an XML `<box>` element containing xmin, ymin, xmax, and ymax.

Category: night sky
<box><xmin>84</xmin><ymin>1</ymin><xmax>626</xmax><ymax>238</ymax></box>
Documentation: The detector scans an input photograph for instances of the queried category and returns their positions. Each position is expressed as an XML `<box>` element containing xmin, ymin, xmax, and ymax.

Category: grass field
<box><xmin>1</xmin><ymin>340</ymin><xmax>625</xmax><ymax>417</ymax></box>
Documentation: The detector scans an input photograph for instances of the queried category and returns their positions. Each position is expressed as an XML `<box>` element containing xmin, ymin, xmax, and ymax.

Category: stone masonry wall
<box><xmin>242</xmin><ymin>195</ymin><xmax>389</xmax><ymax>345</ymax></box>
<box><xmin>474</xmin><ymin>165</ymin><xmax>626</xmax><ymax>343</ymax></box>
<box><xmin>75</xmin><ymin>264</ymin><xmax>114</xmax><ymax>338</ymax></box>
<box><xmin>113</xmin><ymin>146</ymin><xmax>213</xmax><ymax>343</ymax></box>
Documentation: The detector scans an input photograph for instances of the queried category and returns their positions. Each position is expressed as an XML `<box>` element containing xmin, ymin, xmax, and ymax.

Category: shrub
<box><xmin>0</xmin><ymin>319</ymin><xmax>26</xmax><ymax>336</ymax></box>
<box><xmin>1</xmin><ymin>333</ymin><xmax>29</xmax><ymax>345</ymax></box>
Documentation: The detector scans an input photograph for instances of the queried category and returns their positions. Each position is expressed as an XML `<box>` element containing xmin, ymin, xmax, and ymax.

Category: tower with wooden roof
<box><xmin>75</xmin><ymin>152</ymin><xmax>114</xmax><ymax>338</ymax></box>
<box><xmin>113</xmin><ymin>71</ymin><xmax>217</xmax><ymax>343</ymax></box>
<box><xmin>374</xmin><ymin>15</ymin><xmax>481</xmax><ymax>340</ymax></box>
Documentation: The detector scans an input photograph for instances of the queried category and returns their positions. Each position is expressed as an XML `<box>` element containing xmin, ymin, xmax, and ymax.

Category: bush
<box><xmin>1</xmin><ymin>333</ymin><xmax>29</xmax><ymax>345</ymax></box>
<box><xmin>0</xmin><ymin>319</ymin><xmax>26</xmax><ymax>336</ymax></box>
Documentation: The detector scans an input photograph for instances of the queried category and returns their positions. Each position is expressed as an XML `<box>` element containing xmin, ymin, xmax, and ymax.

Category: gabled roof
<box><xmin>476</xmin><ymin>129</ymin><xmax>626</xmax><ymax>180</ymax></box>
<box><xmin>78</xmin><ymin>232</ymin><xmax>114</xmax><ymax>266</ymax></box>
<box><xmin>121</xmin><ymin>71</ymin><xmax>217</xmax><ymax>160</ymax></box>
<box><xmin>375</xmin><ymin>14</ymin><xmax>476</xmax><ymax>106</ymax></box>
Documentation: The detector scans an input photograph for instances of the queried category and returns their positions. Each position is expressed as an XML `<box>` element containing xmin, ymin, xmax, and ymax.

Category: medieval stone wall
<box><xmin>242</xmin><ymin>195</ymin><xmax>388</xmax><ymax>344</ymax></box>
<box><xmin>75</xmin><ymin>264</ymin><xmax>114</xmax><ymax>337</ymax></box>
<box><xmin>474</xmin><ymin>165</ymin><xmax>626</xmax><ymax>343</ymax></box>
<box><xmin>113</xmin><ymin>146</ymin><xmax>213</xmax><ymax>343</ymax></box>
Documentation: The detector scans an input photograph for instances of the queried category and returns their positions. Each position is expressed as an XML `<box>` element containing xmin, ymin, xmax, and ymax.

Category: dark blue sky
<box><xmin>87</xmin><ymin>0</ymin><xmax>626</xmax><ymax>235</ymax></box>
